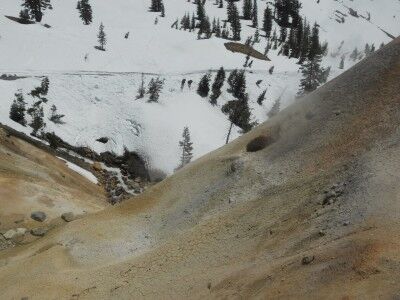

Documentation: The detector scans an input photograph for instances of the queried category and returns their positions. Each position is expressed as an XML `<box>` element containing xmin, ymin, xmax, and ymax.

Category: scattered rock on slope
<box><xmin>61</xmin><ymin>212</ymin><xmax>75</xmax><ymax>222</ymax></box>
<box><xmin>30</xmin><ymin>211</ymin><xmax>47</xmax><ymax>222</ymax></box>
<box><xmin>3</xmin><ymin>228</ymin><xmax>27</xmax><ymax>240</ymax></box>
<box><xmin>30</xmin><ymin>227</ymin><xmax>48</xmax><ymax>237</ymax></box>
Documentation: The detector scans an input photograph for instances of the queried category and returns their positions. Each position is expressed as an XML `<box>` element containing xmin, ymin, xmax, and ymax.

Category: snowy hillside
<box><xmin>0</xmin><ymin>0</ymin><xmax>398</xmax><ymax>174</ymax></box>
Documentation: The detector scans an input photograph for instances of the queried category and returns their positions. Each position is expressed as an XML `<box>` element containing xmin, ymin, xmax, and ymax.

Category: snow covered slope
<box><xmin>0</xmin><ymin>0</ymin><xmax>398</xmax><ymax>173</ymax></box>
<box><xmin>0</xmin><ymin>0</ymin><xmax>398</xmax><ymax>72</ymax></box>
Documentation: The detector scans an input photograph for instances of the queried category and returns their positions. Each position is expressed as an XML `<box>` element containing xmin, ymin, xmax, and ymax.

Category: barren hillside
<box><xmin>0</xmin><ymin>127</ymin><xmax>107</xmax><ymax>246</ymax></box>
<box><xmin>0</xmin><ymin>37</ymin><xmax>399</xmax><ymax>299</ymax></box>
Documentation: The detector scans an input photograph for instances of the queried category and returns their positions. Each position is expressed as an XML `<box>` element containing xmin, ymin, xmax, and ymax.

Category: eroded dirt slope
<box><xmin>0</xmin><ymin>38</ymin><xmax>399</xmax><ymax>299</ymax></box>
<box><xmin>0</xmin><ymin>128</ymin><xmax>107</xmax><ymax>232</ymax></box>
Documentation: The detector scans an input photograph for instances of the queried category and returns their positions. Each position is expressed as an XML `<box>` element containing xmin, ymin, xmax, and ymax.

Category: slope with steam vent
<box><xmin>0</xmin><ymin>38</ymin><xmax>400</xmax><ymax>299</ymax></box>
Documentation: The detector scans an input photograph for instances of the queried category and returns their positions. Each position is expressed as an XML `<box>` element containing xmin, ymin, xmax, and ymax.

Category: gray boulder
<box><xmin>61</xmin><ymin>212</ymin><xmax>75</xmax><ymax>222</ymax></box>
<box><xmin>3</xmin><ymin>228</ymin><xmax>27</xmax><ymax>240</ymax></box>
<box><xmin>30</xmin><ymin>227</ymin><xmax>48</xmax><ymax>237</ymax></box>
<box><xmin>31</xmin><ymin>211</ymin><xmax>46</xmax><ymax>222</ymax></box>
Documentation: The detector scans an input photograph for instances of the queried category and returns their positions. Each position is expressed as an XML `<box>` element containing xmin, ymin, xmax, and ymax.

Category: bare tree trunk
<box><xmin>226</xmin><ymin>122</ymin><xmax>233</xmax><ymax>144</ymax></box>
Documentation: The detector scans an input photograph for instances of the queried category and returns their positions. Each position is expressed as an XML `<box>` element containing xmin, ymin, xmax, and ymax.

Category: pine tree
<box><xmin>308</xmin><ymin>23</ymin><xmax>321</xmax><ymax>60</ymax></box>
<box><xmin>293</xmin><ymin>16</ymin><xmax>303</xmax><ymax>58</ymax></box>
<box><xmin>147</xmin><ymin>77</ymin><xmax>164</xmax><ymax>102</ymax></box>
<box><xmin>253</xmin><ymin>28</ymin><xmax>260</xmax><ymax>44</ymax></box>
<box><xmin>49</xmin><ymin>105</ymin><xmax>65</xmax><ymax>124</ymax></box>
<box><xmin>242</xmin><ymin>0</ymin><xmax>253</xmax><ymax>20</ymax></box>
<box><xmin>41</xmin><ymin>76</ymin><xmax>50</xmax><ymax>95</ymax></box>
<box><xmin>227</xmin><ymin>1</ymin><xmax>235</xmax><ymax>23</ymax></box>
<box><xmin>160</xmin><ymin>2</ymin><xmax>165</xmax><ymax>17</ymax></box>
<box><xmin>350</xmin><ymin>47</ymin><xmax>360</xmax><ymax>61</ymax></box>
<box><xmin>274</xmin><ymin>0</ymin><xmax>301</xmax><ymax>28</ymax></box>
<box><xmin>196</xmin><ymin>0</ymin><xmax>206</xmax><ymax>23</ymax></box>
<box><xmin>21</xmin><ymin>0</ymin><xmax>52</xmax><ymax>22</ymax></box>
<box><xmin>227</xmin><ymin>69</ymin><xmax>247</xmax><ymax>100</ymax></box>
<box><xmin>150</xmin><ymin>0</ymin><xmax>163</xmax><ymax>12</ymax></box>
<box><xmin>210</xmin><ymin>67</ymin><xmax>226</xmax><ymax>105</ymax></box>
<box><xmin>197</xmin><ymin>1</ymin><xmax>211</xmax><ymax>38</ymax></box>
<box><xmin>252</xmin><ymin>0</ymin><xmax>258</xmax><ymax>27</ymax></box>
<box><xmin>215</xmin><ymin>18</ymin><xmax>221</xmax><ymax>37</ymax></box>
<box><xmin>223</xmin><ymin>69</ymin><xmax>255</xmax><ymax>142</ymax></box>
<box><xmin>202</xmin><ymin>16</ymin><xmax>212</xmax><ymax>38</ymax></box>
<box><xmin>257</xmin><ymin>89</ymin><xmax>267</xmax><ymax>105</ymax></box>
<box><xmin>78</xmin><ymin>0</ymin><xmax>92</xmax><ymax>25</ymax></box>
<box><xmin>227</xmin><ymin>69</ymin><xmax>238</xmax><ymax>92</ymax></box>
<box><xmin>29</xmin><ymin>104</ymin><xmax>45</xmax><ymax>136</ymax></box>
<box><xmin>272</xmin><ymin>29</ymin><xmax>278</xmax><ymax>49</ymax></box>
<box><xmin>9</xmin><ymin>91</ymin><xmax>27</xmax><ymax>126</ymax></box>
<box><xmin>197</xmin><ymin>73</ymin><xmax>211</xmax><ymax>98</ymax></box>
<box><xmin>267</xmin><ymin>96</ymin><xmax>280</xmax><ymax>118</ymax></box>
<box><xmin>297</xmin><ymin>55</ymin><xmax>328</xmax><ymax>96</ymax></box>
<box><xmin>339</xmin><ymin>55</ymin><xmax>345</xmax><ymax>69</ymax></box>
<box><xmin>19</xmin><ymin>9</ymin><xmax>30</xmax><ymax>21</ymax></box>
<box><xmin>222</xmin><ymin>97</ymin><xmax>254</xmax><ymax>143</ymax></box>
<box><xmin>298</xmin><ymin>19</ymin><xmax>310</xmax><ymax>63</ymax></box>
<box><xmin>279</xmin><ymin>27</ymin><xmax>287</xmax><ymax>44</ymax></box>
<box><xmin>178</xmin><ymin>126</ymin><xmax>194</xmax><ymax>168</ymax></box>
<box><xmin>263</xmin><ymin>6</ymin><xmax>273</xmax><ymax>39</ymax></box>
<box><xmin>269</xmin><ymin>65</ymin><xmax>275</xmax><ymax>74</ymax></box>
<box><xmin>285</xmin><ymin>26</ymin><xmax>296</xmax><ymax>57</ymax></box>
<box><xmin>230</xmin><ymin>3</ymin><xmax>241</xmax><ymax>41</ymax></box>
<box><xmin>136</xmin><ymin>73</ymin><xmax>146</xmax><ymax>99</ymax></box>
<box><xmin>97</xmin><ymin>22</ymin><xmax>107</xmax><ymax>50</ymax></box>
<box><xmin>190</xmin><ymin>13</ymin><xmax>196</xmax><ymax>31</ymax></box>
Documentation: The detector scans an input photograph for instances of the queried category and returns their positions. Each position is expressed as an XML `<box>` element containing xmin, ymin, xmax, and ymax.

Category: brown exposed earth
<box><xmin>0</xmin><ymin>129</ymin><xmax>107</xmax><ymax>234</ymax></box>
<box><xmin>224</xmin><ymin>42</ymin><xmax>270</xmax><ymax>61</ymax></box>
<box><xmin>0</xmin><ymin>38</ymin><xmax>399</xmax><ymax>299</ymax></box>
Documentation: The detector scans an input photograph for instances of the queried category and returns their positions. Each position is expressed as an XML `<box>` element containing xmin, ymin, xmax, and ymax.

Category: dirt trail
<box><xmin>0</xmin><ymin>38</ymin><xmax>399</xmax><ymax>299</ymax></box>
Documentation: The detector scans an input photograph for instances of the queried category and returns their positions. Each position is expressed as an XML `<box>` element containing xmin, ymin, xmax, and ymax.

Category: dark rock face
<box><xmin>31</xmin><ymin>211</ymin><xmax>47</xmax><ymax>222</ymax></box>
<box><xmin>123</xmin><ymin>151</ymin><xmax>149</xmax><ymax>180</ymax></box>
<box><xmin>43</xmin><ymin>131</ymin><xmax>149</xmax><ymax>182</ymax></box>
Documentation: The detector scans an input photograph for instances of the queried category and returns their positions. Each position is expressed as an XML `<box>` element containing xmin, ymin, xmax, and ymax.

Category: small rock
<box><xmin>16</xmin><ymin>228</ymin><xmax>27</xmax><ymax>235</ymax></box>
<box><xmin>3</xmin><ymin>228</ymin><xmax>26</xmax><ymax>240</ymax></box>
<box><xmin>14</xmin><ymin>218</ymin><xmax>24</xmax><ymax>224</ymax></box>
<box><xmin>31</xmin><ymin>211</ymin><xmax>46</xmax><ymax>222</ymax></box>
<box><xmin>322</xmin><ymin>191</ymin><xmax>336</xmax><ymax>205</ymax></box>
<box><xmin>301</xmin><ymin>256</ymin><xmax>315</xmax><ymax>265</ymax></box>
<box><xmin>318</xmin><ymin>230</ymin><xmax>326</xmax><ymax>236</ymax></box>
<box><xmin>30</xmin><ymin>227</ymin><xmax>48</xmax><ymax>237</ymax></box>
<box><xmin>92</xmin><ymin>162</ymin><xmax>103</xmax><ymax>172</ymax></box>
<box><xmin>333</xmin><ymin>110</ymin><xmax>342</xmax><ymax>116</ymax></box>
<box><xmin>343</xmin><ymin>221</ymin><xmax>350</xmax><ymax>226</ymax></box>
<box><xmin>61</xmin><ymin>212</ymin><xmax>75</xmax><ymax>222</ymax></box>
<box><xmin>3</xmin><ymin>229</ymin><xmax>17</xmax><ymax>240</ymax></box>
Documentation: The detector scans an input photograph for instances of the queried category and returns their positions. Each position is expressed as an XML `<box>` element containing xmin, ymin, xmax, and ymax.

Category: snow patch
<box><xmin>57</xmin><ymin>156</ymin><xmax>98</xmax><ymax>184</ymax></box>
